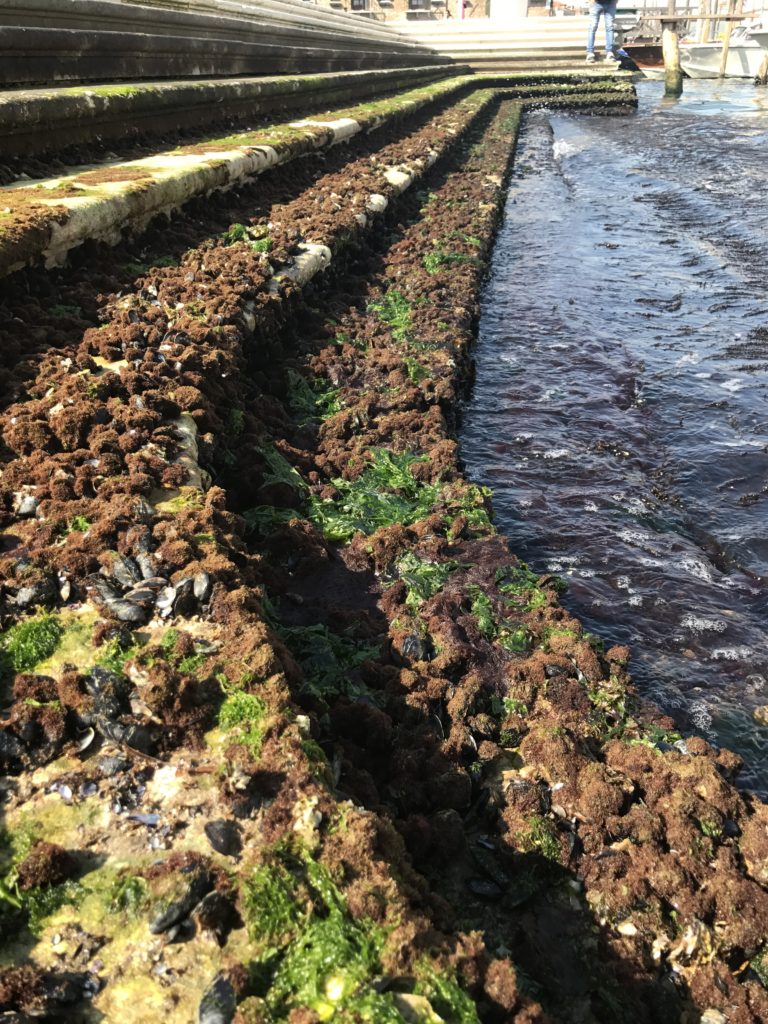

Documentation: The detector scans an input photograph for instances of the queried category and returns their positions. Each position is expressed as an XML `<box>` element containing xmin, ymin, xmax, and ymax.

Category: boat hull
<box><xmin>680</xmin><ymin>40</ymin><xmax>766</xmax><ymax>78</ymax></box>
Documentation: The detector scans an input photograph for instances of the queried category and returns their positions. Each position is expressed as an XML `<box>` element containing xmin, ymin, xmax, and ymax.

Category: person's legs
<box><xmin>586</xmin><ymin>1</ymin><xmax>602</xmax><ymax>55</ymax></box>
<box><xmin>603</xmin><ymin>0</ymin><xmax>618</xmax><ymax>54</ymax></box>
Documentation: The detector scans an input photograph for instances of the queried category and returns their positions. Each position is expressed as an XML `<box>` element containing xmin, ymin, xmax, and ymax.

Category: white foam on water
<box><xmin>719</xmin><ymin>438</ymin><xmax>766</xmax><ymax>448</ymax></box>
<box><xmin>615</xmin><ymin>575</ymin><xmax>632</xmax><ymax>590</ymax></box>
<box><xmin>628</xmin><ymin>594</ymin><xmax>643</xmax><ymax>607</ymax></box>
<box><xmin>552</xmin><ymin>139</ymin><xmax>580</xmax><ymax>160</ymax></box>
<box><xmin>617</xmin><ymin>528</ymin><xmax>657</xmax><ymax>549</ymax></box>
<box><xmin>721</xmin><ymin>378</ymin><xmax>747</xmax><ymax>392</ymax></box>
<box><xmin>689</xmin><ymin>699</ymin><xmax>714</xmax><ymax>732</ymax></box>
<box><xmin>543</xmin><ymin>448</ymin><xmax>571</xmax><ymax>459</ymax></box>
<box><xmin>710</xmin><ymin>645</ymin><xmax>753</xmax><ymax>661</ymax></box>
<box><xmin>681</xmin><ymin>613</ymin><xmax>728</xmax><ymax>633</ymax></box>
<box><xmin>584</xmin><ymin>501</ymin><xmax>599</xmax><ymax>512</ymax></box>
<box><xmin>624</xmin><ymin>497</ymin><xmax>651</xmax><ymax>514</ymax></box>
<box><xmin>546</xmin><ymin>556</ymin><xmax>581</xmax><ymax>572</ymax></box>
<box><xmin>538</xmin><ymin>388</ymin><xmax>564</xmax><ymax>403</ymax></box>
<box><xmin>677</xmin><ymin>556</ymin><xmax>715</xmax><ymax>582</ymax></box>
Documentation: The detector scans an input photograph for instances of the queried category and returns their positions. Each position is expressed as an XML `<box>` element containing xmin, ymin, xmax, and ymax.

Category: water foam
<box><xmin>681</xmin><ymin>613</ymin><xmax>728</xmax><ymax>633</ymax></box>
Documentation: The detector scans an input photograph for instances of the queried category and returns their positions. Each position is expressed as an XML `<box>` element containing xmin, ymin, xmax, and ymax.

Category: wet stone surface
<box><xmin>2</xmin><ymin>77</ymin><xmax>768</xmax><ymax>1024</ymax></box>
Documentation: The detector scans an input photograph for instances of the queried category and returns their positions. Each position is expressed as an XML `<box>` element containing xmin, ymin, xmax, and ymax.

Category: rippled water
<box><xmin>462</xmin><ymin>80</ymin><xmax>768</xmax><ymax>793</ymax></box>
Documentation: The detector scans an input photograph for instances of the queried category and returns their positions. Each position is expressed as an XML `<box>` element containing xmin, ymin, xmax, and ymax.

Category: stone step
<box><xmin>0</xmin><ymin>0</ymin><xmax>442</xmax><ymax>86</ymax></box>
<box><xmin>0</xmin><ymin>66</ymin><xmax>463</xmax><ymax>159</ymax></box>
<box><xmin>0</xmin><ymin>71</ymin><xmax>629</xmax><ymax>278</ymax></box>
<box><xmin>396</xmin><ymin>15</ymin><xmax>591</xmax><ymax>34</ymax></box>
<box><xmin>397</xmin><ymin>14</ymin><xmax>633</xmax><ymax>52</ymax></box>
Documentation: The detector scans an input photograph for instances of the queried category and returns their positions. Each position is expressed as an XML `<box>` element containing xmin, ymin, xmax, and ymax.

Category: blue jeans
<box><xmin>587</xmin><ymin>0</ymin><xmax>617</xmax><ymax>54</ymax></box>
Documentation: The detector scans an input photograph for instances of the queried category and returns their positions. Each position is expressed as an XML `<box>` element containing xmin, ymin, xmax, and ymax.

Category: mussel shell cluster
<box><xmin>88</xmin><ymin>551</ymin><xmax>211</xmax><ymax>625</ymax></box>
<box><xmin>82</xmin><ymin>665</ymin><xmax>156</xmax><ymax>754</ymax></box>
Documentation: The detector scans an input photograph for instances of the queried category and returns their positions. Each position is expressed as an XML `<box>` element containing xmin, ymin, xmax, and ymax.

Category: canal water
<box><xmin>461</xmin><ymin>80</ymin><xmax>768</xmax><ymax>794</ymax></box>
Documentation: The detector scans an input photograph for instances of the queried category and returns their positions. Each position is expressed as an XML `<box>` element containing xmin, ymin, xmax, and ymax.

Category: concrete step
<box><xmin>470</xmin><ymin>58</ymin><xmax>609</xmax><ymax>70</ymax></box>
<box><xmin>129</xmin><ymin>0</ymin><xmax>414</xmax><ymax>42</ymax></box>
<box><xmin>0</xmin><ymin>70</ymin><xmax>632</xmax><ymax>278</ymax></box>
<box><xmin>0</xmin><ymin>0</ymin><xmax>442</xmax><ymax>86</ymax></box>
<box><xmin>396</xmin><ymin>15</ymin><xmax>591</xmax><ymax>33</ymax></box>
<box><xmin>0</xmin><ymin>66</ymin><xmax>463</xmax><ymax>159</ymax></box>
<box><xmin>396</xmin><ymin>15</ymin><xmax>629</xmax><ymax>55</ymax></box>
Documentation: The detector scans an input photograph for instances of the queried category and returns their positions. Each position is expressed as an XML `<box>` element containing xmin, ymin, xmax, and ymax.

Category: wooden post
<box><xmin>718</xmin><ymin>0</ymin><xmax>738</xmax><ymax>77</ymax></box>
<box><xmin>663</xmin><ymin>21</ymin><xmax>684</xmax><ymax>94</ymax></box>
<box><xmin>756</xmin><ymin>51</ymin><xmax>768</xmax><ymax>85</ymax></box>
<box><xmin>698</xmin><ymin>0</ymin><xmax>710</xmax><ymax>42</ymax></box>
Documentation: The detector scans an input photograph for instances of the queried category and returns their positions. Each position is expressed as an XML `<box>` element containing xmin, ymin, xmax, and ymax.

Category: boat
<box><xmin>623</xmin><ymin>41</ymin><xmax>665</xmax><ymax>78</ymax></box>
<box><xmin>680</xmin><ymin>22</ymin><xmax>768</xmax><ymax>78</ymax></box>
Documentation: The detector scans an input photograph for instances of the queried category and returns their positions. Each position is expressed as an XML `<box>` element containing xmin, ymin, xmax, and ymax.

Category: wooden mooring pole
<box><xmin>661</xmin><ymin>10</ymin><xmax>752</xmax><ymax>94</ymax></box>
<box><xmin>718</xmin><ymin>0</ymin><xmax>740</xmax><ymax>78</ymax></box>
<box><xmin>662</xmin><ymin>21</ymin><xmax>684</xmax><ymax>95</ymax></box>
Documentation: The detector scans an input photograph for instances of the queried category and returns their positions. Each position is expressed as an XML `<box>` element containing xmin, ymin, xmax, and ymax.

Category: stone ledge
<box><xmin>0</xmin><ymin>66</ymin><xmax>458</xmax><ymax>159</ymax></box>
<box><xmin>0</xmin><ymin>0</ymin><xmax>443</xmax><ymax>86</ymax></box>
<box><xmin>0</xmin><ymin>72</ymin><xmax>635</xmax><ymax>280</ymax></box>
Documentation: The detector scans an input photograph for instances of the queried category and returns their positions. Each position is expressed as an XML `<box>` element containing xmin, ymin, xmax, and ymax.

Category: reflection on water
<box><xmin>461</xmin><ymin>80</ymin><xmax>768</xmax><ymax>794</ymax></box>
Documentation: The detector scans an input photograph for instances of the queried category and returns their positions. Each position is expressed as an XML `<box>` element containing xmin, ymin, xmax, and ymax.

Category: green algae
<box><xmin>48</xmin><ymin>303</ymin><xmax>83</xmax><ymax>319</ymax></box>
<box><xmin>244</xmin><ymin>847</ymin><xmax>405</xmax><ymax>1022</ymax></box>
<box><xmin>258</xmin><ymin>445</ymin><xmax>307</xmax><ymax>495</ymax></box>
<box><xmin>495</xmin><ymin>564</ymin><xmax>565</xmax><ymax>614</ymax></box>
<box><xmin>122</xmin><ymin>255</ymin><xmax>178</xmax><ymax>275</ymax></box>
<box><xmin>468</xmin><ymin>587</ymin><xmax>495</xmax><ymax>638</ymax></box>
<box><xmin>26</xmin><ymin>880</ymin><xmax>88</xmax><ymax>936</ymax></box>
<box><xmin>221</xmin><ymin>222</ymin><xmax>273</xmax><ymax>253</ymax></box>
<box><xmin>368</xmin><ymin>288</ymin><xmax>415</xmax><ymax>344</ymax></box>
<box><xmin>0</xmin><ymin>614</ymin><xmax>64</xmax><ymax>676</ymax></box>
<box><xmin>423</xmin><ymin>246</ymin><xmax>478</xmax><ymax>274</ymax></box>
<box><xmin>152</xmin><ymin>486</ymin><xmax>204</xmax><ymax>514</ymax></box>
<box><xmin>514</xmin><ymin>815</ymin><xmax>561</xmax><ymax>862</ymax></box>
<box><xmin>491</xmin><ymin>696</ymin><xmax>529</xmax><ymax>719</ymax></box>
<box><xmin>414</xmin><ymin>964</ymin><xmax>481</xmax><ymax>1024</ymax></box>
<box><xmin>751</xmin><ymin>946</ymin><xmax>768</xmax><ymax>988</ymax></box>
<box><xmin>108</xmin><ymin>873</ymin><xmax>149</xmax><ymax>917</ymax></box>
<box><xmin>245</xmin><ymin>853</ymin><xmax>482</xmax><ymax>1024</ymax></box>
<box><xmin>394</xmin><ymin>552</ymin><xmax>459</xmax><ymax>612</ymax></box>
<box><xmin>286</xmin><ymin>369</ymin><xmax>341</xmax><ymax>424</ymax></box>
<box><xmin>309</xmin><ymin>449</ymin><xmax>438</xmax><ymax>543</ymax></box>
<box><xmin>94</xmin><ymin>632</ymin><xmax>140</xmax><ymax>677</ymax></box>
<box><xmin>66</xmin><ymin>514</ymin><xmax>92</xmax><ymax>534</ymax></box>
<box><xmin>218</xmin><ymin>691</ymin><xmax>268</xmax><ymax>757</ymax></box>
<box><xmin>244</xmin><ymin>448</ymin><xmax>493</xmax><ymax>548</ymax></box>
<box><xmin>245</xmin><ymin>859</ymin><xmax>303</xmax><ymax>947</ymax></box>
<box><xmin>0</xmin><ymin>806</ymin><xmax>103</xmax><ymax>943</ymax></box>
<box><xmin>278</xmin><ymin>623</ymin><xmax>378</xmax><ymax>704</ymax></box>
<box><xmin>243</xmin><ymin>506</ymin><xmax>300</xmax><ymax>536</ymax></box>
<box><xmin>467</xmin><ymin>585</ymin><xmax>531</xmax><ymax>655</ymax></box>
<box><xmin>403</xmin><ymin>356</ymin><xmax>428</xmax><ymax>383</ymax></box>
